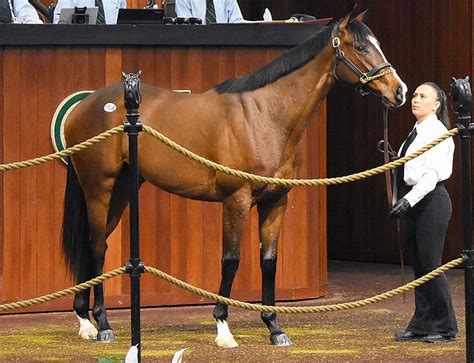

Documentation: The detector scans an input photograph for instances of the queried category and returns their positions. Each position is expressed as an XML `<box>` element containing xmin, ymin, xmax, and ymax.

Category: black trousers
<box><xmin>403</xmin><ymin>184</ymin><xmax>458</xmax><ymax>337</ymax></box>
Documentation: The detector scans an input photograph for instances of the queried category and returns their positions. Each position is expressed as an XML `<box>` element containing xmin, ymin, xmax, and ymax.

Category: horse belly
<box><xmin>138</xmin><ymin>152</ymin><xmax>224</xmax><ymax>202</ymax></box>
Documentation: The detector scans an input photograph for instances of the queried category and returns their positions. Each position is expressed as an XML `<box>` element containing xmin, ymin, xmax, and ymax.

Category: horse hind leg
<box><xmin>213</xmin><ymin>190</ymin><xmax>252</xmax><ymax>348</ymax></box>
<box><xmin>92</xmin><ymin>166</ymin><xmax>143</xmax><ymax>342</ymax></box>
<box><xmin>80</xmin><ymin>171</ymin><xmax>129</xmax><ymax>343</ymax></box>
<box><xmin>257</xmin><ymin>193</ymin><xmax>292</xmax><ymax>346</ymax></box>
<box><xmin>62</xmin><ymin>161</ymin><xmax>98</xmax><ymax>340</ymax></box>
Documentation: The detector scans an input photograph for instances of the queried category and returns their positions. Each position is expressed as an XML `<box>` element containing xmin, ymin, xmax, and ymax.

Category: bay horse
<box><xmin>62</xmin><ymin>9</ymin><xmax>407</xmax><ymax>347</ymax></box>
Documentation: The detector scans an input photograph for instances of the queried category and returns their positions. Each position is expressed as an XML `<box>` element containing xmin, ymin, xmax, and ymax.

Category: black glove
<box><xmin>390</xmin><ymin>198</ymin><xmax>411</xmax><ymax>218</ymax></box>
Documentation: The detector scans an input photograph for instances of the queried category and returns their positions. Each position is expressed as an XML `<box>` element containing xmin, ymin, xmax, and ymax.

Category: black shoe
<box><xmin>423</xmin><ymin>334</ymin><xmax>456</xmax><ymax>343</ymax></box>
<box><xmin>394</xmin><ymin>331</ymin><xmax>427</xmax><ymax>342</ymax></box>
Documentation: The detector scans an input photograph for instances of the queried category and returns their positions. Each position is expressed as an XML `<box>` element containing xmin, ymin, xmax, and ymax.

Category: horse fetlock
<box><xmin>215</xmin><ymin>320</ymin><xmax>238</xmax><ymax>348</ymax></box>
<box><xmin>92</xmin><ymin>305</ymin><xmax>107</xmax><ymax>320</ymax></box>
<box><xmin>97</xmin><ymin>329</ymin><xmax>116</xmax><ymax>343</ymax></box>
<box><xmin>270</xmin><ymin>332</ymin><xmax>292</xmax><ymax>346</ymax></box>
<box><xmin>261</xmin><ymin>312</ymin><xmax>277</xmax><ymax>325</ymax></box>
<box><xmin>213</xmin><ymin>303</ymin><xmax>228</xmax><ymax>321</ymax></box>
<box><xmin>77</xmin><ymin>316</ymin><xmax>98</xmax><ymax>340</ymax></box>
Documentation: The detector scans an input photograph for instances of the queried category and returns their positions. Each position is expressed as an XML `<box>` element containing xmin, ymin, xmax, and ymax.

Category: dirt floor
<box><xmin>0</xmin><ymin>260</ymin><xmax>467</xmax><ymax>362</ymax></box>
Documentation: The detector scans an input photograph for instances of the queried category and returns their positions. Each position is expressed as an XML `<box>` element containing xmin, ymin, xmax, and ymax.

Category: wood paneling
<box><xmin>0</xmin><ymin>45</ymin><xmax>327</xmax><ymax>312</ymax></box>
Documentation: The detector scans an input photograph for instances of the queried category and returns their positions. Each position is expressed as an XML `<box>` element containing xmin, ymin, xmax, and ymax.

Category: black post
<box><xmin>123</xmin><ymin>71</ymin><xmax>144</xmax><ymax>362</ymax></box>
<box><xmin>450</xmin><ymin>76</ymin><xmax>474</xmax><ymax>363</ymax></box>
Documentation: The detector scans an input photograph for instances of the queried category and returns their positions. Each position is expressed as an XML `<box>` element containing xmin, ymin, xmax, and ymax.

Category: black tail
<box><xmin>62</xmin><ymin>158</ymin><xmax>91</xmax><ymax>283</ymax></box>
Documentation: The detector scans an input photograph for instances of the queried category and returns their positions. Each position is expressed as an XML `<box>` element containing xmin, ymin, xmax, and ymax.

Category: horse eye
<box><xmin>355</xmin><ymin>45</ymin><xmax>368</xmax><ymax>53</ymax></box>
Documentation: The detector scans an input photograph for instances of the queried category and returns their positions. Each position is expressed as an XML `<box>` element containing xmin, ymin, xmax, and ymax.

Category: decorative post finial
<box><xmin>450</xmin><ymin>76</ymin><xmax>472</xmax><ymax>124</ymax></box>
<box><xmin>122</xmin><ymin>70</ymin><xmax>142</xmax><ymax>119</ymax></box>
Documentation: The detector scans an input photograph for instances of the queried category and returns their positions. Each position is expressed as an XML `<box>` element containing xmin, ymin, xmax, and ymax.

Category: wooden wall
<box><xmin>239</xmin><ymin>0</ymin><xmax>473</xmax><ymax>263</ymax></box>
<box><xmin>0</xmin><ymin>45</ymin><xmax>327</xmax><ymax>312</ymax></box>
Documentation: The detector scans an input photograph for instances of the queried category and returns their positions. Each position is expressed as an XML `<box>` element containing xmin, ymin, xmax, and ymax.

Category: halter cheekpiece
<box><xmin>332</xmin><ymin>35</ymin><xmax>394</xmax><ymax>96</ymax></box>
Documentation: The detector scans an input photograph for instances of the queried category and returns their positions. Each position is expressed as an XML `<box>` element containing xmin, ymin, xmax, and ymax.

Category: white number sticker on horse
<box><xmin>104</xmin><ymin>103</ymin><xmax>117</xmax><ymax>112</ymax></box>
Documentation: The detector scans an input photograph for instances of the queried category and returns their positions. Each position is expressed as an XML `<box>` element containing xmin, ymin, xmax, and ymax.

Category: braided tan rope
<box><xmin>0</xmin><ymin>126</ymin><xmax>124</xmax><ymax>171</ymax></box>
<box><xmin>0</xmin><ymin>258</ymin><xmax>463</xmax><ymax>314</ymax></box>
<box><xmin>142</xmin><ymin>125</ymin><xmax>458</xmax><ymax>186</ymax></box>
<box><xmin>145</xmin><ymin>257</ymin><xmax>464</xmax><ymax>313</ymax></box>
<box><xmin>0</xmin><ymin>267</ymin><xmax>126</xmax><ymax>312</ymax></box>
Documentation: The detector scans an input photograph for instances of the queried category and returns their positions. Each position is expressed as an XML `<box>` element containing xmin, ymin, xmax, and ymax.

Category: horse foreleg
<box><xmin>258</xmin><ymin>193</ymin><xmax>292</xmax><ymax>346</ymax></box>
<box><xmin>213</xmin><ymin>190</ymin><xmax>251</xmax><ymax>348</ymax></box>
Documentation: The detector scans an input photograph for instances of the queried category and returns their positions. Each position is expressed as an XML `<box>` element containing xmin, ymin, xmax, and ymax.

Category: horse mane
<box><xmin>214</xmin><ymin>19</ymin><xmax>373</xmax><ymax>94</ymax></box>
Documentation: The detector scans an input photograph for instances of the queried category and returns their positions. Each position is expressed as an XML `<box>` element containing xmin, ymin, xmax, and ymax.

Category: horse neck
<box><xmin>262</xmin><ymin>45</ymin><xmax>336</xmax><ymax>140</ymax></box>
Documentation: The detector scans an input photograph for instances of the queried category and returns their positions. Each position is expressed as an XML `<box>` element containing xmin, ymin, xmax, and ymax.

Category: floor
<box><xmin>0</xmin><ymin>260</ymin><xmax>467</xmax><ymax>362</ymax></box>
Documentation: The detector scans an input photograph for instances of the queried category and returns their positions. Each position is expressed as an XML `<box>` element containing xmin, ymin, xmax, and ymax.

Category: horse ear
<box><xmin>339</xmin><ymin>4</ymin><xmax>357</xmax><ymax>30</ymax></box>
<box><xmin>354</xmin><ymin>9</ymin><xmax>369</xmax><ymax>23</ymax></box>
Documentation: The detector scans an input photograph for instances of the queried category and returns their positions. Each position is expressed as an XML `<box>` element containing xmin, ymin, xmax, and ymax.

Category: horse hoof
<box><xmin>77</xmin><ymin>318</ymin><xmax>98</xmax><ymax>340</ymax></box>
<box><xmin>215</xmin><ymin>336</ymin><xmax>239</xmax><ymax>348</ymax></box>
<box><xmin>270</xmin><ymin>333</ymin><xmax>292</xmax><ymax>346</ymax></box>
<box><xmin>97</xmin><ymin>329</ymin><xmax>116</xmax><ymax>342</ymax></box>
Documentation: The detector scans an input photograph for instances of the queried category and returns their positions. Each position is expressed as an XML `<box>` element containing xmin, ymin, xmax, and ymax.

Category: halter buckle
<box><xmin>332</xmin><ymin>37</ymin><xmax>341</xmax><ymax>48</ymax></box>
<box><xmin>360</xmin><ymin>73</ymin><xmax>369</xmax><ymax>84</ymax></box>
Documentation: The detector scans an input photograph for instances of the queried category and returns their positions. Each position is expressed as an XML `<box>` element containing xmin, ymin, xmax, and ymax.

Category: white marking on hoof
<box><xmin>77</xmin><ymin>315</ymin><xmax>98</xmax><ymax>340</ymax></box>
<box><xmin>215</xmin><ymin>320</ymin><xmax>238</xmax><ymax>348</ymax></box>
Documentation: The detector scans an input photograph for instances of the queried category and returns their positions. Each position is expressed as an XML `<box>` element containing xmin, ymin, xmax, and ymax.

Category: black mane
<box><xmin>215</xmin><ymin>19</ymin><xmax>374</xmax><ymax>94</ymax></box>
<box><xmin>215</xmin><ymin>24</ymin><xmax>334</xmax><ymax>94</ymax></box>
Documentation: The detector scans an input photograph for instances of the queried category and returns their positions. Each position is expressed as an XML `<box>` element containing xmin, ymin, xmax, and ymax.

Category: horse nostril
<box><xmin>396</xmin><ymin>86</ymin><xmax>404</xmax><ymax>103</ymax></box>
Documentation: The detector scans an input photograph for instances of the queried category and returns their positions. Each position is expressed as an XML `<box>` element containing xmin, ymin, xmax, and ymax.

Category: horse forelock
<box><xmin>215</xmin><ymin>24</ymin><xmax>334</xmax><ymax>94</ymax></box>
<box><xmin>347</xmin><ymin>19</ymin><xmax>375</xmax><ymax>45</ymax></box>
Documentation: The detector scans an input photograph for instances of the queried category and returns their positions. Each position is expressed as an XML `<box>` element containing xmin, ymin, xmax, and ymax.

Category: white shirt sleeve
<box><xmin>403</xmin><ymin>128</ymin><xmax>454</xmax><ymax>207</ymax></box>
<box><xmin>13</xmin><ymin>0</ymin><xmax>42</xmax><ymax>23</ymax></box>
<box><xmin>175</xmin><ymin>0</ymin><xmax>193</xmax><ymax>18</ymax></box>
<box><xmin>225</xmin><ymin>0</ymin><xmax>243</xmax><ymax>23</ymax></box>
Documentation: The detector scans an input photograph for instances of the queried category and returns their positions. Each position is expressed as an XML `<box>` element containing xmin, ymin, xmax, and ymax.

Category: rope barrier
<box><xmin>144</xmin><ymin>257</ymin><xmax>463</xmax><ymax>313</ymax></box>
<box><xmin>1</xmin><ymin>258</ymin><xmax>463</xmax><ymax>314</ymax></box>
<box><xmin>0</xmin><ymin>267</ymin><xmax>126</xmax><ymax>312</ymax></box>
<box><xmin>0</xmin><ymin>125</ymin><xmax>462</xmax><ymax>315</ymax></box>
<box><xmin>142</xmin><ymin>125</ymin><xmax>459</xmax><ymax>186</ymax></box>
<box><xmin>0</xmin><ymin>123</ymin><xmax>457</xmax><ymax>189</ymax></box>
<box><xmin>0</xmin><ymin>126</ymin><xmax>123</xmax><ymax>171</ymax></box>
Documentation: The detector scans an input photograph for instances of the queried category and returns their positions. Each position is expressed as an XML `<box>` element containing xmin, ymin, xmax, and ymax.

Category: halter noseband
<box><xmin>332</xmin><ymin>36</ymin><xmax>394</xmax><ymax>96</ymax></box>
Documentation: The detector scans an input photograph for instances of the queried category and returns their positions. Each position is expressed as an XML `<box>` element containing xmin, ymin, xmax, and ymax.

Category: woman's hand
<box><xmin>390</xmin><ymin>198</ymin><xmax>411</xmax><ymax>218</ymax></box>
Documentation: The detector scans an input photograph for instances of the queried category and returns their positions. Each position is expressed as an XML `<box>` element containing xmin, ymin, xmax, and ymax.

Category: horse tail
<box><xmin>62</xmin><ymin>158</ymin><xmax>90</xmax><ymax>283</ymax></box>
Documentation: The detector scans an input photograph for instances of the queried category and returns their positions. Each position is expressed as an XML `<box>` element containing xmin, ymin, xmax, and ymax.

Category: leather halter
<box><xmin>332</xmin><ymin>36</ymin><xmax>394</xmax><ymax>96</ymax></box>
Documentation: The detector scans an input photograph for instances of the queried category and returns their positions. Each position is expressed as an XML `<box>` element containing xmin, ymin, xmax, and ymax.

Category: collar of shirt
<box><xmin>414</xmin><ymin>114</ymin><xmax>440</xmax><ymax>137</ymax></box>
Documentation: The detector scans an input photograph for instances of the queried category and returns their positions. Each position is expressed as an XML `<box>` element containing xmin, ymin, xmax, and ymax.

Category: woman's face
<box><xmin>411</xmin><ymin>84</ymin><xmax>440</xmax><ymax>122</ymax></box>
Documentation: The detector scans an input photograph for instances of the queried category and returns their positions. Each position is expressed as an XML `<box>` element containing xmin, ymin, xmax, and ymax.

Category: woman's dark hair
<box><xmin>423</xmin><ymin>82</ymin><xmax>450</xmax><ymax>128</ymax></box>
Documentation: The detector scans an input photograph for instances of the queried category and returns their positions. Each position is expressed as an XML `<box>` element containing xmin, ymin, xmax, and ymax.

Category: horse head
<box><xmin>332</xmin><ymin>9</ymin><xmax>407</xmax><ymax>108</ymax></box>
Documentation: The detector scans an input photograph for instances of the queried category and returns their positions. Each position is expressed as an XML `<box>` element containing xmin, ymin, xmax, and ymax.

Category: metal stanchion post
<box><xmin>450</xmin><ymin>76</ymin><xmax>474</xmax><ymax>363</ymax></box>
<box><xmin>123</xmin><ymin>71</ymin><xmax>144</xmax><ymax>362</ymax></box>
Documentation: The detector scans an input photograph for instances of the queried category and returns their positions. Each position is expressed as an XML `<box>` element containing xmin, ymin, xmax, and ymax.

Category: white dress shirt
<box><xmin>10</xmin><ymin>0</ymin><xmax>42</xmax><ymax>23</ymax></box>
<box><xmin>175</xmin><ymin>0</ymin><xmax>243</xmax><ymax>24</ymax></box>
<box><xmin>399</xmin><ymin>114</ymin><xmax>454</xmax><ymax>207</ymax></box>
<box><xmin>53</xmin><ymin>0</ymin><xmax>126</xmax><ymax>24</ymax></box>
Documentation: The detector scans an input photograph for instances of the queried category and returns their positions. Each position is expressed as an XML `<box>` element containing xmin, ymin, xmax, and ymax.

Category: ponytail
<box><xmin>423</xmin><ymin>82</ymin><xmax>450</xmax><ymax>128</ymax></box>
